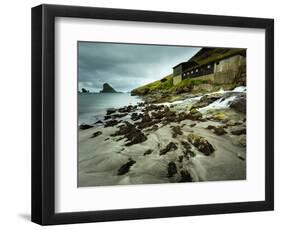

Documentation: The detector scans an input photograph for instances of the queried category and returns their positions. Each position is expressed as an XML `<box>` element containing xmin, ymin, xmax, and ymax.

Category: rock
<box><xmin>190</xmin><ymin>123</ymin><xmax>196</xmax><ymax>127</ymax></box>
<box><xmin>160</xmin><ymin>142</ymin><xmax>178</xmax><ymax>155</ymax></box>
<box><xmin>167</xmin><ymin>162</ymin><xmax>177</xmax><ymax>177</ymax></box>
<box><xmin>117</xmin><ymin>159</ymin><xmax>136</xmax><ymax>175</ymax></box>
<box><xmin>214</xmin><ymin>126</ymin><xmax>227</xmax><ymax>136</ymax></box>
<box><xmin>226</xmin><ymin>120</ymin><xmax>237</xmax><ymax>126</ymax></box>
<box><xmin>143</xmin><ymin>149</ymin><xmax>153</xmax><ymax>156</ymax></box>
<box><xmin>79</xmin><ymin>124</ymin><xmax>93</xmax><ymax>130</ymax></box>
<box><xmin>206</xmin><ymin>125</ymin><xmax>215</xmax><ymax>130</ymax></box>
<box><xmin>211</xmin><ymin>112</ymin><xmax>227</xmax><ymax>121</ymax></box>
<box><xmin>131</xmin><ymin>112</ymin><xmax>143</xmax><ymax>121</ymax></box>
<box><xmin>100</xmin><ymin>83</ymin><xmax>118</xmax><ymax>93</ymax></box>
<box><xmin>187</xmin><ymin>134</ymin><xmax>215</xmax><ymax>155</ymax></box>
<box><xmin>81</xmin><ymin>88</ymin><xmax>89</xmax><ymax>93</ymax></box>
<box><xmin>104</xmin><ymin>119</ymin><xmax>120</xmax><ymax>127</ymax></box>
<box><xmin>191</xmin><ymin>94</ymin><xmax>222</xmax><ymax>109</ymax></box>
<box><xmin>112</xmin><ymin>113</ymin><xmax>128</xmax><ymax>119</ymax></box>
<box><xmin>171</xmin><ymin>126</ymin><xmax>183</xmax><ymax>138</ymax></box>
<box><xmin>106</xmin><ymin>108</ymin><xmax>117</xmax><ymax>115</ymax></box>
<box><xmin>91</xmin><ymin>131</ymin><xmax>102</xmax><ymax>138</ymax></box>
<box><xmin>179</xmin><ymin>170</ymin><xmax>193</xmax><ymax>182</ymax></box>
<box><xmin>187</xmin><ymin>108</ymin><xmax>203</xmax><ymax>121</ymax></box>
<box><xmin>104</xmin><ymin>115</ymin><xmax>111</xmax><ymax>120</ymax></box>
<box><xmin>94</xmin><ymin>120</ymin><xmax>103</xmax><ymax>124</ymax></box>
<box><xmin>181</xmin><ymin>141</ymin><xmax>195</xmax><ymax>158</ymax></box>
<box><xmin>229</xmin><ymin>94</ymin><xmax>246</xmax><ymax>113</ymax></box>
<box><xmin>111</xmin><ymin>122</ymin><xmax>147</xmax><ymax>146</ymax></box>
<box><xmin>231</xmin><ymin>127</ymin><xmax>246</xmax><ymax>135</ymax></box>
<box><xmin>178</xmin><ymin>155</ymin><xmax>184</xmax><ymax>163</ymax></box>
<box><xmin>238</xmin><ymin>135</ymin><xmax>246</xmax><ymax>147</ymax></box>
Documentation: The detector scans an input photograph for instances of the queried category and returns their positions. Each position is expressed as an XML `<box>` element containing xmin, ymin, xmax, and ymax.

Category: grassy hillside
<box><xmin>131</xmin><ymin>74</ymin><xmax>173</xmax><ymax>95</ymax></box>
<box><xmin>131</xmin><ymin>74</ymin><xmax>210</xmax><ymax>96</ymax></box>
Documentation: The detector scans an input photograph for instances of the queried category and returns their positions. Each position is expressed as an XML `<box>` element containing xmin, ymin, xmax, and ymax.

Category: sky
<box><xmin>78</xmin><ymin>42</ymin><xmax>201</xmax><ymax>93</ymax></box>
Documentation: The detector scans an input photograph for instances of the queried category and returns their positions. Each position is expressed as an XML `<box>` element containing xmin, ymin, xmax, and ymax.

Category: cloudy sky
<box><xmin>78</xmin><ymin>42</ymin><xmax>201</xmax><ymax>92</ymax></box>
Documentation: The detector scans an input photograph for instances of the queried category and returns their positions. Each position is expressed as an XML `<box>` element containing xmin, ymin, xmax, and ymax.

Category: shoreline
<box><xmin>79</xmin><ymin>87</ymin><xmax>246</xmax><ymax>187</ymax></box>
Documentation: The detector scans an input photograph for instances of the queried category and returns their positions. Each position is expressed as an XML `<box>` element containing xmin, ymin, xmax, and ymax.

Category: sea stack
<box><xmin>100</xmin><ymin>83</ymin><xmax>118</xmax><ymax>93</ymax></box>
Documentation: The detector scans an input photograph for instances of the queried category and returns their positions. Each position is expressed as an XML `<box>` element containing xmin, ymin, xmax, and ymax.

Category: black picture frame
<box><xmin>31</xmin><ymin>4</ymin><xmax>274</xmax><ymax>225</ymax></box>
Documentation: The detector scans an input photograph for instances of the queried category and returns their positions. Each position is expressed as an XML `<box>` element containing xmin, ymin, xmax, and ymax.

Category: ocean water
<box><xmin>79</xmin><ymin>93</ymin><xmax>142</xmax><ymax>125</ymax></box>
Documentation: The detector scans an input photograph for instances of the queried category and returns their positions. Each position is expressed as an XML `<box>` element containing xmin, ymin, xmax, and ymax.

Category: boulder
<box><xmin>214</xmin><ymin>126</ymin><xmax>227</xmax><ymax>136</ymax></box>
<box><xmin>167</xmin><ymin>162</ymin><xmax>177</xmax><ymax>177</ymax></box>
<box><xmin>229</xmin><ymin>94</ymin><xmax>246</xmax><ymax>113</ymax></box>
<box><xmin>171</xmin><ymin>126</ymin><xmax>183</xmax><ymax>138</ymax></box>
<box><xmin>231</xmin><ymin>127</ymin><xmax>246</xmax><ymax>135</ymax></box>
<box><xmin>160</xmin><ymin>142</ymin><xmax>178</xmax><ymax>155</ymax></box>
<box><xmin>104</xmin><ymin>119</ymin><xmax>120</xmax><ymax>127</ymax></box>
<box><xmin>79</xmin><ymin>124</ymin><xmax>93</xmax><ymax>130</ymax></box>
<box><xmin>91</xmin><ymin>131</ymin><xmax>102</xmax><ymax>138</ymax></box>
<box><xmin>117</xmin><ymin>159</ymin><xmax>136</xmax><ymax>175</ymax></box>
<box><xmin>187</xmin><ymin>134</ymin><xmax>215</xmax><ymax>155</ymax></box>
<box><xmin>179</xmin><ymin>170</ymin><xmax>193</xmax><ymax>182</ymax></box>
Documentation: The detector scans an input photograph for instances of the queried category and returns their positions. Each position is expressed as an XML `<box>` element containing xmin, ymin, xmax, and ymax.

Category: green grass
<box><xmin>131</xmin><ymin>74</ymin><xmax>210</xmax><ymax>95</ymax></box>
<box><xmin>131</xmin><ymin>74</ymin><xmax>173</xmax><ymax>94</ymax></box>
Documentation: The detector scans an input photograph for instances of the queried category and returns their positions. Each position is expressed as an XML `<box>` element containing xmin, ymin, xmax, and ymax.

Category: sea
<box><xmin>78</xmin><ymin>93</ymin><xmax>142</xmax><ymax>125</ymax></box>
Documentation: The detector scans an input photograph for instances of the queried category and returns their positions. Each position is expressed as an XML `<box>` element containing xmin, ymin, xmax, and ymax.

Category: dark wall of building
<box><xmin>182</xmin><ymin>63</ymin><xmax>214</xmax><ymax>79</ymax></box>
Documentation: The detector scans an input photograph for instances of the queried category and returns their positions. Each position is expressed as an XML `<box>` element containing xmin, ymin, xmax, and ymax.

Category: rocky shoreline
<box><xmin>79</xmin><ymin>87</ymin><xmax>246</xmax><ymax>187</ymax></box>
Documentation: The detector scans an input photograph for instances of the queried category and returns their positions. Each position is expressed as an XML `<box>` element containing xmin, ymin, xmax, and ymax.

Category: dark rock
<box><xmin>106</xmin><ymin>108</ymin><xmax>117</xmax><ymax>115</ymax></box>
<box><xmin>187</xmin><ymin>134</ymin><xmax>215</xmax><ymax>155</ymax></box>
<box><xmin>231</xmin><ymin>127</ymin><xmax>246</xmax><ymax>135</ymax></box>
<box><xmin>178</xmin><ymin>155</ymin><xmax>184</xmax><ymax>163</ymax></box>
<box><xmin>214</xmin><ymin>126</ymin><xmax>227</xmax><ymax>136</ymax></box>
<box><xmin>187</xmin><ymin>108</ymin><xmax>203</xmax><ymax>121</ymax></box>
<box><xmin>94</xmin><ymin>120</ymin><xmax>103</xmax><ymax>124</ymax></box>
<box><xmin>160</xmin><ymin>142</ymin><xmax>178</xmax><ymax>155</ymax></box>
<box><xmin>81</xmin><ymin>88</ymin><xmax>89</xmax><ymax>93</ymax></box>
<box><xmin>104</xmin><ymin>119</ymin><xmax>120</xmax><ymax>127</ymax></box>
<box><xmin>79</xmin><ymin>124</ymin><xmax>93</xmax><ymax>130</ymax></box>
<box><xmin>118</xmin><ymin>105</ymin><xmax>136</xmax><ymax>113</ymax></box>
<box><xmin>100</xmin><ymin>83</ymin><xmax>118</xmax><ymax>93</ymax></box>
<box><xmin>179</xmin><ymin>170</ymin><xmax>193</xmax><ymax>182</ymax></box>
<box><xmin>181</xmin><ymin>141</ymin><xmax>195</xmax><ymax>158</ymax></box>
<box><xmin>190</xmin><ymin>123</ymin><xmax>196</xmax><ymax>127</ymax></box>
<box><xmin>206</xmin><ymin>125</ymin><xmax>215</xmax><ymax>130</ymax></box>
<box><xmin>117</xmin><ymin>159</ymin><xmax>136</xmax><ymax>175</ymax></box>
<box><xmin>91</xmin><ymin>131</ymin><xmax>102</xmax><ymax>138</ymax></box>
<box><xmin>167</xmin><ymin>162</ymin><xmax>177</xmax><ymax>177</ymax></box>
<box><xmin>191</xmin><ymin>94</ymin><xmax>222</xmax><ymax>109</ymax></box>
<box><xmin>112</xmin><ymin>113</ymin><xmax>128</xmax><ymax>119</ymax></box>
<box><xmin>104</xmin><ymin>115</ymin><xmax>111</xmax><ymax>120</ymax></box>
<box><xmin>171</xmin><ymin>126</ymin><xmax>183</xmax><ymax>138</ymax></box>
<box><xmin>229</xmin><ymin>94</ymin><xmax>246</xmax><ymax>113</ymax></box>
<box><xmin>131</xmin><ymin>112</ymin><xmax>143</xmax><ymax>121</ymax></box>
<box><xmin>111</xmin><ymin>122</ymin><xmax>147</xmax><ymax>146</ymax></box>
<box><xmin>143</xmin><ymin>149</ymin><xmax>153</xmax><ymax>156</ymax></box>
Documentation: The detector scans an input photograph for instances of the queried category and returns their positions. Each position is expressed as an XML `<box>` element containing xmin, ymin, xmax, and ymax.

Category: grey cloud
<box><xmin>78</xmin><ymin>42</ymin><xmax>200</xmax><ymax>92</ymax></box>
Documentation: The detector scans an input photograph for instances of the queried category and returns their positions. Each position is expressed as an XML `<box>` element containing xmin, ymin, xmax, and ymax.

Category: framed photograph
<box><xmin>31</xmin><ymin>4</ymin><xmax>274</xmax><ymax>225</ymax></box>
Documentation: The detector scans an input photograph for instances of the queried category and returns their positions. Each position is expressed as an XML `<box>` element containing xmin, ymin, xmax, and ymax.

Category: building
<box><xmin>172</xmin><ymin>48</ymin><xmax>246</xmax><ymax>85</ymax></box>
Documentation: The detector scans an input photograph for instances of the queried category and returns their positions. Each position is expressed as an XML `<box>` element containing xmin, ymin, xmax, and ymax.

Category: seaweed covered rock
<box><xmin>112</xmin><ymin>122</ymin><xmax>147</xmax><ymax>146</ymax></box>
<box><xmin>167</xmin><ymin>162</ymin><xmax>177</xmax><ymax>177</ymax></box>
<box><xmin>117</xmin><ymin>159</ymin><xmax>136</xmax><ymax>175</ymax></box>
<box><xmin>160</xmin><ymin>142</ymin><xmax>178</xmax><ymax>155</ymax></box>
<box><xmin>171</xmin><ymin>126</ymin><xmax>183</xmax><ymax>138</ymax></box>
<box><xmin>214</xmin><ymin>126</ymin><xmax>227</xmax><ymax>136</ymax></box>
<box><xmin>79</xmin><ymin>124</ymin><xmax>93</xmax><ymax>130</ymax></box>
<box><xmin>187</xmin><ymin>134</ymin><xmax>215</xmax><ymax>155</ymax></box>
<box><xmin>91</xmin><ymin>131</ymin><xmax>102</xmax><ymax>138</ymax></box>
<box><xmin>179</xmin><ymin>170</ymin><xmax>193</xmax><ymax>182</ymax></box>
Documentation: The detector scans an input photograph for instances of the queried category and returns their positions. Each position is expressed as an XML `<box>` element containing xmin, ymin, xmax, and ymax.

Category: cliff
<box><xmin>100</xmin><ymin>83</ymin><xmax>118</xmax><ymax>93</ymax></box>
